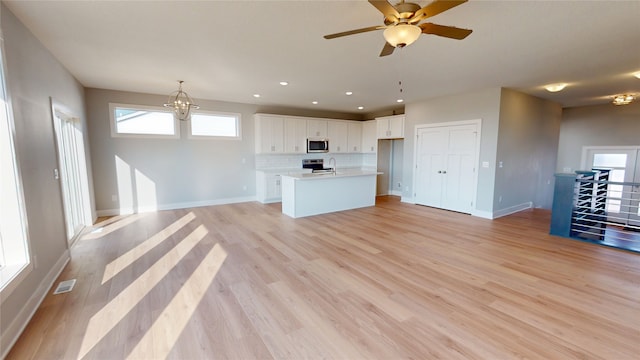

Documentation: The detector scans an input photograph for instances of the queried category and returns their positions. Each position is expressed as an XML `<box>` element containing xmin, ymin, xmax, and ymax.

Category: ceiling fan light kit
<box><xmin>324</xmin><ymin>0</ymin><xmax>472</xmax><ymax>57</ymax></box>
<box><xmin>163</xmin><ymin>80</ymin><xmax>199</xmax><ymax>121</ymax></box>
<box><xmin>383</xmin><ymin>24</ymin><xmax>422</xmax><ymax>47</ymax></box>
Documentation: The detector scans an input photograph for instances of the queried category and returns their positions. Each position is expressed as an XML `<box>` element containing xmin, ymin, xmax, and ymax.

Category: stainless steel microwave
<box><xmin>307</xmin><ymin>138</ymin><xmax>329</xmax><ymax>153</ymax></box>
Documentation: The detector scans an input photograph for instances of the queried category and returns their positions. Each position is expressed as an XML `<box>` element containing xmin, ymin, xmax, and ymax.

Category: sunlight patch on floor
<box><xmin>101</xmin><ymin>212</ymin><xmax>196</xmax><ymax>284</ymax></box>
<box><xmin>82</xmin><ymin>213</ymin><xmax>147</xmax><ymax>241</ymax></box>
<box><xmin>78</xmin><ymin>224</ymin><xmax>209</xmax><ymax>359</ymax></box>
<box><xmin>127</xmin><ymin>243</ymin><xmax>227</xmax><ymax>359</ymax></box>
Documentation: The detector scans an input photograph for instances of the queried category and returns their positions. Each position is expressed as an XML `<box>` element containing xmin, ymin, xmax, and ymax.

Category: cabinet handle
<box><xmin>438</xmin><ymin>170</ymin><xmax>442</xmax><ymax>174</ymax></box>
<box><xmin>337</xmin><ymin>146</ymin><xmax>340</xmax><ymax>151</ymax></box>
<box><xmin>371</xmin><ymin>146</ymin><xmax>374</xmax><ymax>151</ymax></box>
<box><xmin>271</xmin><ymin>145</ymin><xmax>275</xmax><ymax>152</ymax></box>
<box><xmin>442</xmin><ymin>170</ymin><xmax>447</xmax><ymax>174</ymax></box>
<box><xmin>295</xmin><ymin>145</ymin><xmax>298</xmax><ymax>151</ymax></box>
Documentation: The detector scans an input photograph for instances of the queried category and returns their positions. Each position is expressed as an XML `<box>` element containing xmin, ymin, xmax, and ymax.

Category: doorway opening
<box><xmin>581</xmin><ymin>146</ymin><xmax>640</xmax><ymax>251</ymax></box>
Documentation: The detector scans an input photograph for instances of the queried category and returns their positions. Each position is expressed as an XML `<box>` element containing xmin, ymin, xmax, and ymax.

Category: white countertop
<box><xmin>281</xmin><ymin>169</ymin><xmax>381</xmax><ymax>180</ymax></box>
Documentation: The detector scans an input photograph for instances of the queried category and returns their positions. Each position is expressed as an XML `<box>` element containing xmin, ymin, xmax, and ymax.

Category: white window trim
<box><xmin>109</xmin><ymin>103</ymin><xmax>180</xmax><ymax>139</ymax></box>
<box><xmin>188</xmin><ymin>110</ymin><xmax>242</xmax><ymax>140</ymax></box>
<box><xmin>0</xmin><ymin>30</ymin><xmax>33</xmax><ymax>301</ymax></box>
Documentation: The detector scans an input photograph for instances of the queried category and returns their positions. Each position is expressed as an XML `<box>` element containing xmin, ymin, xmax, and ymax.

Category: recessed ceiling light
<box><xmin>279</xmin><ymin>81</ymin><xmax>289</xmax><ymax>86</ymax></box>
<box><xmin>253</xmin><ymin>94</ymin><xmax>261</xmax><ymax>98</ymax></box>
<box><xmin>634</xmin><ymin>71</ymin><xmax>640</xmax><ymax>79</ymax></box>
<box><xmin>357</xmin><ymin>106</ymin><xmax>364</xmax><ymax>110</ymax></box>
<box><xmin>544</xmin><ymin>83</ymin><xmax>568</xmax><ymax>92</ymax></box>
<box><xmin>312</xmin><ymin>101</ymin><xmax>318</xmax><ymax>105</ymax></box>
<box><xmin>396</xmin><ymin>99</ymin><xmax>404</xmax><ymax>103</ymax></box>
<box><xmin>345</xmin><ymin>91</ymin><xmax>353</xmax><ymax>96</ymax></box>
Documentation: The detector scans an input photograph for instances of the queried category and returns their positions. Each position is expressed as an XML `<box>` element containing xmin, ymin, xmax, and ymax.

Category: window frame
<box><xmin>109</xmin><ymin>103</ymin><xmax>180</xmax><ymax>139</ymax></box>
<box><xmin>187</xmin><ymin>110</ymin><xmax>242</xmax><ymax>140</ymax></box>
<box><xmin>1</xmin><ymin>32</ymin><xmax>33</xmax><ymax>301</ymax></box>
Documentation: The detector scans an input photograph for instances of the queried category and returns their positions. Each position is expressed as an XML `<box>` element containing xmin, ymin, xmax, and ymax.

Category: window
<box><xmin>189</xmin><ymin>111</ymin><xmax>241</xmax><ymax>139</ymax></box>
<box><xmin>110</xmin><ymin>103</ymin><xmax>179</xmax><ymax>138</ymax></box>
<box><xmin>1</xmin><ymin>36</ymin><xmax>32</xmax><ymax>297</ymax></box>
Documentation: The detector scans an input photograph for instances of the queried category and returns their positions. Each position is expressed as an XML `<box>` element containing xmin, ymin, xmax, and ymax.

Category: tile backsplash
<box><xmin>256</xmin><ymin>153</ymin><xmax>376</xmax><ymax>170</ymax></box>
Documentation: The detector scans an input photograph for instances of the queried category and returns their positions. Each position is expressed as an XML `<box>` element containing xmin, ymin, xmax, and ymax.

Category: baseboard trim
<box><xmin>492</xmin><ymin>202</ymin><xmax>533</xmax><ymax>219</ymax></box>
<box><xmin>1</xmin><ymin>249</ymin><xmax>70</xmax><ymax>359</ymax></box>
<box><xmin>96</xmin><ymin>196</ymin><xmax>257</xmax><ymax>217</ymax></box>
<box><xmin>471</xmin><ymin>209</ymin><xmax>494</xmax><ymax>219</ymax></box>
<box><xmin>390</xmin><ymin>190</ymin><xmax>402</xmax><ymax>196</ymax></box>
<box><xmin>400</xmin><ymin>196</ymin><xmax>415</xmax><ymax>204</ymax></box>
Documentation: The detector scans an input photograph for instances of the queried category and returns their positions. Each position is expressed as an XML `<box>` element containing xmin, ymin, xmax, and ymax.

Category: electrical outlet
<box><xmin>397</xmin><ymin>182</ymin><xmax>401</xmax><ymax>188</ymax></box>
<box><xmin>499</xmin><ymin>195</ymin><xmax>502</xmax><ymax>203</ymax></box>
<box><xmin>111</xmin><ymin>195</ymin><xmax>118</xmax><ymax>202</ymax></box>
<box><xmin>242</xmin><ymin>185</ymin><xmax>247</xmax><ymax>191</ymax></box>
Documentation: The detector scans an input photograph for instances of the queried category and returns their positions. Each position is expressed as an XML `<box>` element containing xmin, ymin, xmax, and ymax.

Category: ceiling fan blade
<box><xmin>419</xmin><ymin>22</ymin><xmax>472</xmax><ymax>40</ymax></box>
<box><xmin>368</xmin><ymin>0</ymin><xmax>400</xmax><ymax>18</ymax></box>
<box><xmin>324</xmin><ymin>25</ymin><xmax>385</xmax><ymax>39</ymax></box>
<box><xmin>379</xmin><ymin>42</ymin><xmax>395</xmax><ymax>57</ymax></box>
<box><xmin>409</xmin><ymin>0</ymin><xmax>467</xmax><ymax>23</ymax></box>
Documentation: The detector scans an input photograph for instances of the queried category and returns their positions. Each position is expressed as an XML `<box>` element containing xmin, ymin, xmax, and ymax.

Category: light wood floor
<box><xmin>8</xmin><ymin>196</ymin><xmax>640</xmax><ymax>359</ymax></box>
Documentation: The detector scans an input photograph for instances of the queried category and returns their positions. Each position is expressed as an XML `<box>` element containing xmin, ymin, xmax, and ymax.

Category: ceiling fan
<box><xmin>324</xmin><ymin>0</ymin><xmax>472</xmax><ymax>57</ymax></box>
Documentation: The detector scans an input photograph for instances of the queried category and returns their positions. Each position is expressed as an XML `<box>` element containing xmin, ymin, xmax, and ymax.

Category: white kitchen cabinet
<box><xmin>376</xmin><ymin>114</ymin><xmax>404</xmax><ymax>139</ymax></box>
<box><xmin>256</xmin><ymin>171</ymin><xmax>283</xmax><ymax>203</ymax></box>
<box><xmin>307</xmin><ymin>119</ymin><xmax>328</xmax><ymax>138</ymax></box>
<box><xmin>255</xmin><ymin>114</ymin><xmax>284</xmax><ymax>153</ymax></box>
<box><xmin>362</xmin><ymin>120</ymin><xmax>378</xmax><ymax>153</ymax></box>
<box><xmin>284</xmin><ymin>117</ymin><xmax>307</xmax><ymax>153</ymax></box>
<box><xmin>347</xmin><ymin>122</ymin><xmax>362</xmax><ymax>153</ymax></box>
<box><xmin>328</xmin><ymin>121</ymin><xmax>348</xmax><ymax>153</ymax></box>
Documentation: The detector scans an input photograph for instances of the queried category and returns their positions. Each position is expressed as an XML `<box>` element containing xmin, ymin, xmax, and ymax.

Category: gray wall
<box><xmin>391</xmin><ymin>139</ymin><xmax>404</xmax><ymax>194</ymax></box>
<box><xmin>557</xmin><ymin>101</ymin><xmax>640</xmax><ymax>172</ymax></box>
<box><xmin>403</xmin><ymin>88</ymin><xmax>502</xmax><ymax>214</ymax></box>
<box><xmin>86</xmin><ymin>88</ymin><xmax>261</xmax><ymax>214</ymax></box>
<box><xmin>1</xmin><ymin>4</ymin><xmax>89</xmax><ymax>353</ymax></box>
<box><xmin>495</xmin><ymin>88</ymin><xmax>562</xmax><ymax>210</ymax></box>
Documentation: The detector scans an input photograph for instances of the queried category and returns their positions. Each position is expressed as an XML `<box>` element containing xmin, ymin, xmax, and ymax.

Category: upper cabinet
<box><xmin>328</xmin><ymin>121</ymin><xmax>348</xmax><ymax>153</ymax></box>
<box><xmin>307</xmin><ymin>119</ymin><xmax>328</xmax><ymax>138</ymax></box>
<box><xmin>362</xmin><ymin>120</ymin><xmax>377</xmax><ymax>153</ymax></box>
<box><xmin>347</xmin><ymin>122</ymin><xmax>362</xmax><ymax>153</ymax></box>
<box><xmin>255</xmin><ymin>114</ymin><xmax>284</xmax><ymax>153</ymax></box>
<box><xmin>376</xmin><ymin>114</ymin><xmax>404</xmax><ymax>139</ymax></box>
<box><xmin>283</xmin><ymin>117</ymin><xmax>307</xmax><ymax>154</ymax></box>
<box><xmin>255</xmin><ymin>114</ymin><xmax>370</xmax><ymax>154</ymax></box>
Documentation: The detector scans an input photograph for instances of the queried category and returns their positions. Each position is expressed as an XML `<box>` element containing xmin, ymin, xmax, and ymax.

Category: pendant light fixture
<box><xmin>164</xmin><ymin>80</ymin><xmax>199</xmax><ymax>121</ymax></box>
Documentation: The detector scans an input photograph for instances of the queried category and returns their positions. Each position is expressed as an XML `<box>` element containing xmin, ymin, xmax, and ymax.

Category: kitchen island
<box><xmin>280</xmin><ymin>170</ymin><xmax>380</xmax><ymax>218</ymax></box>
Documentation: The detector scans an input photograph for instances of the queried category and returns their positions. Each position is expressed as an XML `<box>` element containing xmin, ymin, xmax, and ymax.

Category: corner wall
<box><xmin>557</xmin><ymin>101</ymin><xmax>640</xmax><ymax>172</ymax></box>
<box><xmin>86</xmin><ymin>88</ymin><xmax>262</xmax><ymax>215</ymax></box>
<box><xmin>403</xmin><ymin>88</ymin><xmax>502</xmax><ymax>215</ymax></box>
<box><xmin>1</xmin><ymin>4</ymin><xmax>89</xmax><ymax>355</ymax></box>
<box><xmin>495</xmin><ymin>88</ymin><xmax>561</xmax><ymax>212</ymax></box>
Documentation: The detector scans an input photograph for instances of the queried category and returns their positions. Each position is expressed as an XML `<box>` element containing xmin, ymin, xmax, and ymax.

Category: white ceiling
<box><xmin>4</xmin><ymin>0</ymin><xmax>640</xmax><ymax>115</ymax></box>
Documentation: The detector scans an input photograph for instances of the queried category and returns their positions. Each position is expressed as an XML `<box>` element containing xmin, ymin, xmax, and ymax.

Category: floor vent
<box><xmin>53</xmin><ymin>279</ymin><xmax>76</xmax><ymax>295</ymax></box>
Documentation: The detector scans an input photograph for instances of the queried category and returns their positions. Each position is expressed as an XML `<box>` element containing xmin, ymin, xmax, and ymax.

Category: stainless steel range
<box><xmin>302</xmin><ymin>159</ymin><xmax>334</xmax><ymax>173</ymax></box>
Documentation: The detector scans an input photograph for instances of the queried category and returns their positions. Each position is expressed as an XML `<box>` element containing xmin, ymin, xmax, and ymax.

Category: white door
<box><xmin>584</xmin><ymin>147</ymin><xmax>640</xmax><ymax>227</ymax></box>
<box><xmin>415</xmin><ymin>127</ymin><xmax>446</xmax><ymax>207</ymax></box>
<box><xmin>415</xmin><ymin>122</ymin><xmax>479</xmax><ymax>213</ymax></box>
<box><xmin>52</xmin><ymin>108</ymin><xmax>92</xmax><ymax>245</ymax></box>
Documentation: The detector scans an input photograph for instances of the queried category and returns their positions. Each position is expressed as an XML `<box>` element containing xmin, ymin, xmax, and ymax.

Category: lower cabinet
<box><xmin>256</xmin><ymin>171</ymin><xmax>282</xmax><ymax>203</ymax></box>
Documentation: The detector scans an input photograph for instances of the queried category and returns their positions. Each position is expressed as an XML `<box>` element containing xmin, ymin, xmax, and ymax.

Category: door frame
<box><xmin>413</xmin><ymin>119</ymin><xmax>482</xmax><ymax>214</ymax></box>
<box><xmin>50</xmin><ymin>98</ymin><xmax>93</xmax><ymax>247</ymax></box>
